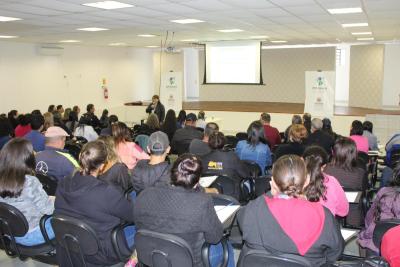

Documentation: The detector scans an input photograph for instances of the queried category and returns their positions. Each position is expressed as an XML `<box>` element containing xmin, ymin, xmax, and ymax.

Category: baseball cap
<box><xmin>45</xmin><ymin>126</ymin><xmax>69</xmax><ymax>137</ymax></box>
<box><xmin>148</xmin><ymin>131</ymin><xmax>169</xmax><ymax>154</ymax></box>
<box><xmin>186</xmin><ymin>113</ymin><xmax>197</xmax><ymax>122</ymax></box>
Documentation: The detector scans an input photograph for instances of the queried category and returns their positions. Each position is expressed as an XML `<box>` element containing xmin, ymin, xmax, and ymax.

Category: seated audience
<box><xmin>358</xmin><ymin>163</ymin><xmax>400</xmax><ymax>255</ymax></box>
<box><xmin>349</xmin><ymin>120</ymin><xmax>369</xmax><ymax>153</ymax></box>
<box><xmin>112</xmin><ymin>122</ymin><xmax>149</xmax><ymax>169</ymax></box>
<box><xmin>284</xmin><ymin>114</ymin><xmax>302</xmax><ymax>142</ymax></box>
<box><xmin>322</xmin><ymin>118</ymin><xmax>339</xmax><ymax>141</ymax></box>
<box><xmin>74</xmin><ymin>115</ymin><xmax>98</xmax><ymax>142</ymax></box>
<box><xmin>139</xmin><ymin>113</ymin><xmax>160</xmax><ymax>136</ymax></box>
<box><xmin>324</xmin><ymin>138</ymin><xmax>368</xmax><ymax>191</ymax></box>
<box><xmin>303</xmin><ymin>112</ymin><xmax>312</xmax><ymax>135</ymax></box>
<box><xmin>100</xmin><ymin>114</ymin><xmax>118</xmax><ymax>136</ymax></box>
<box><xmin>65</xmin><ymin>110</ymin><xmax>79</xmax><ymax>132</ymax></box>
<box><xmin>0</xmin><ymin>138</ymin><xmax>54</xmax><ymax>246</ymax></box>
<box><xmin>55</xmin><ymin>105</ymin><xmax>64</xmax><ymax>117</ymax></box>
<box><xmin>260</xmin><ymin>112</ymin><xmax>281</xmax><ymax>149</ymax></box>
<box><xmin>238</xmin><ymin>155</ymin><xmax>343</xmax><ymax>266</ymax></box>
<box><xmin>381</xmin><ymin>225</ymin><xmax>400</xmax><ymax>266</ymax></box>
<box><xmin>131</xmin><ymin>131</ymin><xmax>171</xmax><ymax>193</ymax></box>
<box><xmin>303</xmin><ymin>146</ymin><xmax>349</xmax><ymax>217</ymax></box>
<box><xmin>82</xmin><ymin>103</ymin><xmax>100</xmax><ymax>129</ymax></box>
<box><xmin>161</xmin><ymin>109</ymin><xmax>177</xmax><ymax>141</ymax></box>
<box><xmin>43</xmin><ymin>112</ymin><xmax>54</xmax><ymax>132</ymax></box>
<box><xmin>145</xmin><ymin>94</ymin><xmax>165</xmax><ymax>123</ymax></box>
<box><xmin>24</xmin><ymin>114</ymin><xmax>45</xmax><ymax>152</ymax></box>
<box><xmin>99</xmin><ymin>109</ymin><xmax>109</xmax><ymax>128</ymax></box>
<box><xmin>176</xmin><ymin>109</ymin><xmax>186</xmax><ymax>129</ymax></box>
<box><xmin>305</xmin><ymin>118</ymin><xmax>334</xmax><ymax>154</ymax></box>
<box><xmin>362</xmin><ymin>121</ymin><xmax>378</xmax><ymax>151</ymax></box>
<box><xmin>55</xmin><ymin>140</ymin><xmax>135</xmax><ymax>266</ymax></box>
<box><xmin>235</xmin><ymin>121</ymin><xmax>272</xmax><ymax>175</ymax></box>
<box><xmin>196</xmin><ymin>110</ymin><xmax>206</xmax><ymax>129</ymax></box>
<box><xmin>274</xmin><ymin>124</ymin><xmax>308</xmax><ymax>161</ymax></box>
<box><xmin>189</xmin><ymin>122</ymin><xmax>219</xmax><ymax>157</ymax></box>
<box><xmin>48</xmin><ymin>105</ymin><xmax>55</xmax><ymax>113</ymax></box>
<box><xmin>35</xmin><ymin>127</ymin><xmax>79</xmax><ymax>180</ymax></box>
<box><xmin>62</xmin><ymin>107</ymin><xmax>71</xmax><ymax>124</ymax></box>
<box><xmin>72</xmin><ymin>105</ymin><xmax>81</xmax><ymax>117</ymax></box>
<box><xmin>134</xmin><ymin>154</ymin><xmax>235</xmax><ymax>267</ymax></box>
<box><xmin>7</xmin><ymin>109</ymin><xmax>18</xmax><ymax>129</ymax></box>
<box><xmin>98</xmin><ymin>136</ymin><xmax>132</xmax><ymax>193</ymax></box>
<box><xmin>171</xmin><ymin>113</ymin><xmax>203</xmax><ymax>154</ymax></box>
<box><xmin>15</xmin><ymin>114</ymin><xmax>32</xmax><ymax>137</ymax></box>
<box><xmin>0</xmin><ymin>117</ymin><xmax>12</xmax><ymax>149</ymax></box>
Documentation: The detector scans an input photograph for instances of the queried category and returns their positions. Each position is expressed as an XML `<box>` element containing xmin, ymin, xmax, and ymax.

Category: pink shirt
<box><xmin>319</xmin><ymin>173</ymin><xmax>349</xmax><ymax>217</ymax></box>
<box><xmin>116</xmin><ymin>141</ymin><xmax>150</xmax><ymax>169</ymax></box>
<box><xmin>350</xmin><ymin>135</ymin><xmax>369</xmax><ymax>153</ymax></box>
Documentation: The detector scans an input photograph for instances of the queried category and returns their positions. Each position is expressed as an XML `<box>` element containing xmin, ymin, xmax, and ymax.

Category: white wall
<box><xmin>382</xmin><ymin>44</ymin><xmax>400</xmax><ymax>108</ymax></box>
<box><xmin>183</xmin><ymin>48</ymin><xmax>199</xmax><ymax>99</ymax></box>
<box><xmin>0</xmin><ymin>42</ymin><xmax>154</xmax><ymax>120</ymax></box>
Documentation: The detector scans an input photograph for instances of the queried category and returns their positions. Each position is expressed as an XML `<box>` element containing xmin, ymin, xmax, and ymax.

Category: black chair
<box><xmin>357</xmin><ymin>151</ymin><xmax>370</xmax><ymax>167</ymax></box>
<box><xmin>64</xmin><ymin>141</ymin><xmax>83</xmax><ymax>161</ymax></box>
<box><xmin>51</xmin><ymin>214</ymin><xmax>132</xmax><ymax>267</ymax></box>
<box><xmin>0</xmin><ymin>203</ymin><xmax>56</xmax><ymax>264</ymax></box>
<box><xmin>238</xmin><ymin>249</ymin><xmax>312</xmax><ymax>267</ymax></box>
<box><xmin>207</xmin><ymin>174</ymin><xmax>240</xmax><ymax>201</ymax></box>
<box><xmin>225</xmin><ymin>135</ymin><xmax>239</xmax><ymax>149</ymax></box>
<box><xmin>35</xmin><ymin>172</ymin><xmax>58</xmax><ymax>196</ymax></box>
<box><xmin>135</xmin><ymin>229</ymin><xmax>229</xmax><ymax>267</ymax></box>
<box><xmin>236</xmin><ymin>132</ymin><xmax>247</xmax><ymax>141</ymax></box>
<box><xmin>372</xmin><ymin>219</ymin><xmax>400</xmax><ymax>252</ymax></box>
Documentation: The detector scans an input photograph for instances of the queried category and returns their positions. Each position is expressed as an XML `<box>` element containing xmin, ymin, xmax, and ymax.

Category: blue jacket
<box><xmin>0</xmin><ymin>136</ymin><xmax>11</xmax><ymax>150</ymax></box>
<box><xmin>235</xmin><ymin>140</ymin><xmax>272</xmax><ymax>175</ymax></box>
<box><xmin>35</xmin><ymin>146</ymin><xmax>79</xmax><ymax>180</ymax></box>
<box><xmin>24</xmin><ymin>130</ymin><xmax>45</xmax><ymax>152</ymax></box>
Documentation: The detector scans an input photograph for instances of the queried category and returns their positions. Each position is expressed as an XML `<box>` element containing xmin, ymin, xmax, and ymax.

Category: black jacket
<box><xmin>305</xmin><ymin>130</ymin><xmax>334</xmax><ymax>154</ymax></box>
<box><xmin>171</xmin><ymin>126</ymin><xmax>203</xmax><ymax>154</ymax></box>
<box><xmin>146</xmin><ymin>102</ymin><xmax>165</xmax><ymax>123</ymax></box>
<box><xmin>134</xmin><ymin>185</ymin><xmax>223</xmax><ymax>267</ymax></box>
<box><xmin>238</xmin><ymin>196</ymin><xmax>344</xmax><ymax>266</ymax></box>
<box><xmin>274</xmin><ymin>142</ymin><xmax>305</xmax><ymax>161</ymax></box>
<box><xmin>54</xmin><ymin>172</ymin><xmax>135</xmax><ymax>266</ymax></box>
<box><xmin>82</xmin><ymin>112</ymin><xmax>100</xmax><ymax>129</ymax></box>
<box><xmin>130</xmin><ymin>159</ymin><xmax>171</xmax><ymax>193</ymax></box>
<box><xmin>99</xmin><ymin>162</ymin><xmax>132</xmax><ymax>193</ymax></box>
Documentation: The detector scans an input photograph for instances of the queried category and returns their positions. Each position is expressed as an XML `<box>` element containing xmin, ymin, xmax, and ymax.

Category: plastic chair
<box><xmin>0</xmin><ymin>203</ymin><xmax>56</xmax><ymax>264</ymax></box>
<box><xmin>238</xmin><ymin>249</ymin><xmax>312</xmax><ymax>267</ymax></box>
<box><xmin>35</xmin><ymin>172</ymin><xmax>58</xmax><ymax>196</ymax></box>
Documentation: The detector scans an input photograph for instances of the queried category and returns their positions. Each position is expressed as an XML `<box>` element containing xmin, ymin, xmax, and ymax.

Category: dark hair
<box><xmin>204</xmin><ymin>122</ymin><xmax>219</xmax><ymax>137</ymax></box>
<box><xmin>30</xmin><ymin>114</ymin><xmax>44</xmax><ymax>130</ymax></box>
<box><xmin>292</xmin><ymin>115</ymin><xmax>302</xmax><ymax>125</ymax></box>
<box><xmin>177</xmin><ymin>110</ymin><xmax>186</xmax><ymax>124</ymax></box>
<box><xmin>109</xmin><ymin>115</ymin><xmax>119</xmax><ymax>125</ymax></box>
<box><xmin>79</xmin><ymin>141</ymin><xmax>107</xmax><ymax>176</ymax></box>
<box><xmin>146</xmin><ymin>114</ymin><xmax>160</xmax><ymax>129</ymax></box>
<box><xmin>48</xmin><ymin>105</ymin><xmax>55</xmax><ymax>113</ymax></box>
<box><xmin>86</xmin><ymin>104</ymin><xmax>94</xmax><ymax>113</ymax></box>
<box><xmin>246</xmin><ymin>120</ymin><xmax>266</xmax><ymax>147</ymax></box>
<box><xmin>101</xmin><ymin>109</ymin><xmax>109</xmax><ymax>117</ymax></box>
<box><xmin>17</xmin><ymin>114</ymin><xmax>31</xmax><ymax>126</ymax></box>
<box><xmin>31</xmin><ymin>109</ymin><xmax>42</xmax><ymax>116</ymax></box>
<box><xmin>57</xmin><ymin>105</ymin><xmax>63</xmax><ymax>111</ymax></box>
<box><xmin>8</xmin><ymin>110</ymin><xmax>17</xmax><ymax>119</ymax></box>
<box><xmin>303</xmin><ymin>146</ymin><xmax>328</xmax><ymax>202</ymax></box>
<box><xmin>152</xmin><ymin>95</ymin><xmax>160</xmax><ymax>100</ymax></box>
<box><xmin>272</xmin><ymin>155</ymin><xmax>307</xmax><ymax>198</ymax></box>
<box><xmin>350</xmin><ymin>120</ymin><xmax>363</xmax><ymax>136</ymax></box>
<box><xmin>0</xmin><ymin>138</ymin><xmax>35</xmax><ymax>198</ymax></box>
<box><xmin>198</xmin><ymin>111</ymin><xmax>205</xmax><ymax>120</ymax></box>
<box><xmin>260</xmin><ymin>113</ymin><xmax>271</xmax><ymax>123</ymax></box>
<box><xmin>68</xmin><ymin>111</ymin><xmax>78</xmax><ymax>130</ymax></box>
<box><xmin>363</xmin><ymin>121</ymin><xmax>373</xmax><ymax>133</ymax></box>
<box><xmin>303</xmin><ymin>113</ymin><xmax>311</xmax><ymax>122</ymax></box>
<box><xmin>0</xmin><ymin>117</ymin><xmax>12</xmax><ymax>137</ymax></box>
<box><xmin>171</xmin><ymin>154</ymin><xmax>202</xmax><ymax>189</ymax></box>
<box><xmin>162</xmin><ymin>109</ymin><xmax>177</xmax><ymax>136</ymax></box>
<box><xmin>209</xmin><ymin>132</ymin><xmax>225</xmax><ymax>150</ymax></box>
<box><xmin>331</xmin><ymin>138</ymin><xmax>357</xmax><ymax>171</ymax></box>
<box><xmin>73</xmin><ymin>106</ymin><xmax>80</xmax><ymax>113</ymax></box>
<box><xmin>112</xmin><ymin>122</ymin><xmax>132</xmax><ymax>144</ymax></box>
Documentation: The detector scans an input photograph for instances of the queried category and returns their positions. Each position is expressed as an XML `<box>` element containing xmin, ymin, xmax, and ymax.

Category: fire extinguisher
<box><xmin>102</xmin><ymin>78</ymin><xmax>109</xmax><ymax>99</ymax></box>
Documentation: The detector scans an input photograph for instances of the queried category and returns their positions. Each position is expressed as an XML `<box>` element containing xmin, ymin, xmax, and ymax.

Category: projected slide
<box><xmin>205</xmin><ymin>41</ymin><xmax>262</xmax><ymax>84</ymax></box>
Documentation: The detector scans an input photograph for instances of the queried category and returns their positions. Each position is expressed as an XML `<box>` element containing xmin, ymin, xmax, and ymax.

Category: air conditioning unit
<box><xmin>37</xmin><ymin>44</ymin><xmax>64</xmax><ymax>56</ymax></box>
<box><xmin>164</xmin><ymin>46</ymin><xmax>181</xmax><ymax>54</ymax></box>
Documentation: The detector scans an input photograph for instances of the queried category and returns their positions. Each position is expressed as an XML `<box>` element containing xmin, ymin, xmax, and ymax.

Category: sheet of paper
<box><xmin>214</xmin><ymin>205</ymin><xmax>240</xmax><ymax>223</ymax></box>
<box><xmin>199</xmin><ymin>176</ymin><xmax>218</xmax><ymax>188</ymax></box>
<box><xmin>345</xmin><ymin>192</ymin><xmax>360</xmax><ymax>203</ymax></box>
<box><xmin>341</xmin><ymin>229</ymin><xmax>357</xmax><ymax>241</ymax></box>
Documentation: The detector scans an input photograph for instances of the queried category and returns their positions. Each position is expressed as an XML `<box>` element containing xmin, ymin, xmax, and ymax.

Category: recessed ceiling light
<box><xmin>250</xmin><ymin>35</ymin><xmax>269</xmax><ymax>39</ymax></box>
<box><xmin>137</xmin><ymin>34</ymin><xmax>156</xmax><ymax>37</ymax></box>
<box><xmin>82</xmin><ymin>1</ymin><xmax>133</xmax><ymax>10</ymax></box>
<box><xmin>146</xmin><ymin>46</ymin><xmax>159</xmax><ymax>48</ymax></box>
<box><xmin>341</xmin><ymin>23</ymin><xmax>368</xmax><ymax>28</ymax></box>
<box><xmin>0</xmin><ymin>35</ymin><xmax>18</xmax><ymax>38</ymax></box>
<box><xmin>109</xmin><ymin>42</ymin><xmax>127</xmax><ymax>46</ymax></box>
<box><xmin>180</xmin><ymin>39</ymin><xmax>198</xmax><ymax>42</ymax></box>
<box><xmin>0</xmin><ymin>16</ymin><xmax>22</xmax><ymax>22</ymax></box>
<box><xmin>217</xmin><ymin>29</ymin><xmax>243</xmax><ymax>33</ymax></box>
<box><xmin>270</xmin><ymin>40</ymin><xmax>287</xmax><ymax>43</ymax></box>
<box><xmin>357</xmin><ymin>37</ymin><xmax>374</xmax><ymax>41</ymax></box>
<box><xmin>77</xmin><ymin>27</ymin><xmax>109</xmax><ymax>31</ymax></box>
<box><xmin>351</xmin><ymin>32</ymin><xmax>372</xmax><ymax>35</ymax></box>
<box><xmin>170</xmin><ymin>19</ymin><xmax>204</xmax><ymax>24</ymax></box>
<box><xmin>59</xmin><ymin>40</ymin><xmax>81</xmax><ymax>43</ymax></box>
<box><xmin>327</xmin><ymin>7</ymin><xmax>362</xmax><ymax>14</ymax></box>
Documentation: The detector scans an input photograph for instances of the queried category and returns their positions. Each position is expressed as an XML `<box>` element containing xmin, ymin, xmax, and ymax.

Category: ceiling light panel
<box><xmin>82</xmin><ymin>1</ymin><xmax>134</xmax><ymax>10</ymax></box>
<box><xmin>327</xmin><ymin>7</ymin><xmax>363</xmax><ymax>14</ymax></box>
<box><xmin>77</xmin><ymin>27</ymin><xmax>109</xmax><ymax>31</ymax></box>
<box><xmin>0</xmin><ymin>35</ymin><xmax>18</xmax><ymax>38</ymax></box>
<box><xmin>0</xmin><ymin>16</ymin><xmax>22</xmax><ymax>22</ymax></box>
<box><xmin>137</xmin><ymin>34</ymin><xmax>156</xmax><ymax>37</ymax></box>
<box><xmin>351</xmin><ymin>32</ymin><xmax>372</xmax><ymax>35</ymax></box>
<box><xmin>217</xmin><ymin>29</ymin><xmax>243</xmax><ymax>33</ymax></box>
<box><xmin>170</xmin><ymin>19</ymin><xmax>204</xmax><ymax>24</ymax></box>
<box><xmin>342</xmin><ymin>22</ymin><xmax>368</xmax><ymax>27</ymax></box>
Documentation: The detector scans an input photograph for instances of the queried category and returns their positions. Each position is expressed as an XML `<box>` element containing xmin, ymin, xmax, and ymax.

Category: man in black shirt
<box><xmin>189</xmin><ymin>122</ymin><xmax>219</xmax><ymax>156</ymax></box>
<box><xmin>171</xmin><ymin>113</ymin><xmax>203</xmax><ymax>154</ymax></box>
<box><xmin>82</xmin><ymin>103</ymin><xmax>100</xmax><ymax>129</ymax></box>
<box><xmin>305</xmin><ymin>118</ymin><xmax>334</xmax><ymax>154</ymax></box>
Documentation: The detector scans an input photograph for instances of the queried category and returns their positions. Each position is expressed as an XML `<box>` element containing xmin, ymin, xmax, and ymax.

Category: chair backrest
<box><xmin>238</xmin><ymin>249</ymin><xmax>312</xmax><ymax>267</ymax></box>
<box><xmin>210</xmin><ymin>193</ymin><xmax>240</xmax><ymax>206</ymax></box>
<box><xmin>51</xmin><ymin>214</ymin><xmax>99</xmax><ymax>261</ymax></box>
<box><xmin>254</xmin><ymin>176</ymin><xmax>272</xmax><ymax>197</ymax></box>
<box><xmin>64</xmin><ymin>142</ymin><xmax>82</xmax><ymax>161</ymax></box>
<box><xmin>373</xmin><ymin>219</ymin><xmax>400</xmax><ymax>250</ymax></box>
<box><xmin>35</xmin><ymin>172</ymin><xmax>58</xmax><ymax>196</ymax></box>
<box><xmin>0</xmin><ymin>202</ymin><xmax>29</xmax><ymax>238</ymax></box>
<box><xmin>208</xmin><ymin>175</ymin><xmax>238</xmax><ymax>200</ymax></box>
<box><xmin>357</xmin><ymin>152</ymin><xmax>369</xmax><ymax>167</ymax></box>
<box><xmin>225</xmin><ymin>135</ymin><xmax>239</xmax><ymax>148</ymax></box>
<box><xmin>135</xmin><ymin>134</ymin><xmax>150</xmax><ymax>152</ymax></box>
<box><xmin>135</xmin><ymin>229</ymin><xmax>194</xmax><ymax>267</ymax></box>
<box><xmin>387</xmin><ymin>144</ymin><xmax>400</xmax><ymax>168</ymax></box>
<box><xmin>242</xmin><ymin>160</ymin><xmax>262</xmax><ymax>178</ymax></box>
<box><xmin>236</xmin><ymin>132</ymin><xmax>248</xmax><ymax>141</ymax></box>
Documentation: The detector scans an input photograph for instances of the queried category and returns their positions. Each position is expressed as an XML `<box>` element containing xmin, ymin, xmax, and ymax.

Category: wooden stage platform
<box><xmin>183</xmin><ymin>101</ymin><xmax>400</xmax><ymax>117</ymax></box>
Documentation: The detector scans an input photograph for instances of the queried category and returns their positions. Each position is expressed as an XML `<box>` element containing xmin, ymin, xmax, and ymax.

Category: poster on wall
<box><xmin>160</xmin><ymin>71</ymin><xmax>183</xmax><ymax>112</ymax></box>
<box><xmin>304</xmin><ymin>71</ymin><xmax>335</xmax><ymax>118</ymax></box>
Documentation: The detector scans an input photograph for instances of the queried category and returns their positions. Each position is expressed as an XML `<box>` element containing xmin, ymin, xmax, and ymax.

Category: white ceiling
<box><xmin>0</xmin><ymin>0</ymin><xmax>399</xmax><ymax>47</ymax></box>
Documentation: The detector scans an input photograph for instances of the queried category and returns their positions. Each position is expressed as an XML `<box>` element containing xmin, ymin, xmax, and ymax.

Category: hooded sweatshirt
<box><xmin>131</xmin><ymin>159</ymin><xmax>171</xmax><ymax>193</ymax></box>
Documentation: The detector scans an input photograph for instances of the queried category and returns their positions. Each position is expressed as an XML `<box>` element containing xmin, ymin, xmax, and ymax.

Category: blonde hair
<box><xmin>43</xmin><ymin>112</ymin><xmax>54</xmax><ymax>131</ymax></box>
<box><xmin>97</xmin><ymin>136</ymin><xmax>119</xmax><ymax>163</ymax></box>
<box><xmin>289</xmin><ymin>124</ymin><xmax>307</xmax><ymax>143</ymax></box>
<box><xmin>146</xmin><ymin>113</ymin><xmax>160</xmax><ymax>129</ymax></box>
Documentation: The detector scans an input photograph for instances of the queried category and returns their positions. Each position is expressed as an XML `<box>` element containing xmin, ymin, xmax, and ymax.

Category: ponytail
<box><xmin>304</xmin><ymin>155</ymin><xmax>327</xmax><ymax>201</ymax></box>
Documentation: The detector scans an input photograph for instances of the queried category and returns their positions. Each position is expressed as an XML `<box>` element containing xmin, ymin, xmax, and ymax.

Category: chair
<box><xmin>225</xmin><ymin>135</ymin><xmax>239</xmax><ymax>149</ymax></box>
<box><xmin>372</xmin><ymin>219</ymin><xmax>400</xmax><ymax>252</ymax></box>
<box><xmin>135</xmin><ymin>229</ymin><xmax>229</xmax><ymax>267</ymax></box>
<box><xmin>235</xmin><ymin>132</ymin><xmax>247</xmax><ymax>141</ymax></box>
<box><xmin>237</xmin><ymin>249</ymin><xmax>312</xmax><ymax>267</ymax></box>
<box><xmin>357</xmin><ymin>151</ymin><xmax>370</xmax><ymax>167</ymax></box>
<box><xmin>208</xmin><ymin>174</ymin><xmax>240</xmax><ymax>201</ymax></box>
<box><xmin>0</xmin><ymin>203</ymin><xmax>56</xmax><ymax>264</ymax></box>
<box><xmin>35</xmin><ymin>172</ymin><xmax>58</xmax><ymax>196</ymax></box>
<box><xmin>386</xmin><ymin>144</ymin><xmax>400</xmax><ymax>168</ymax></box>
<box><xmin>51</xmin><ymin>214</ymin><xmax>132</xmax><ymax>267</ymax></box>
<box><xmin>64</xmin><ymin>141</ymin><xmax>83</xmax><ymax>161</ymax></box>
